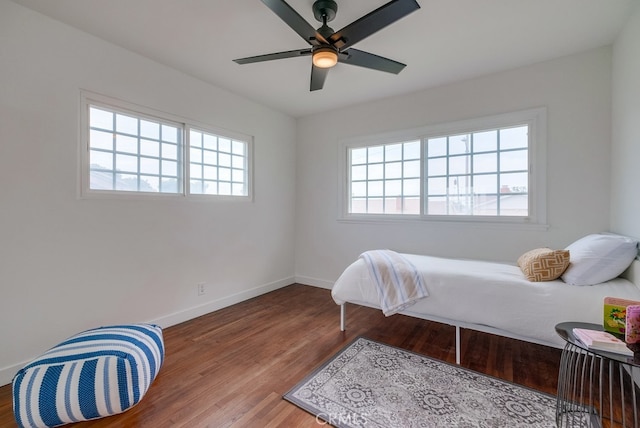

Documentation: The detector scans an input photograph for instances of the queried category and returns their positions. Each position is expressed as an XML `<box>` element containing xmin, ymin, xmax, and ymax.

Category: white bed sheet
<box><xmin>331</xmin><ymin>254</ymin><xmax>640</xmax><ymax>347</ymax></box>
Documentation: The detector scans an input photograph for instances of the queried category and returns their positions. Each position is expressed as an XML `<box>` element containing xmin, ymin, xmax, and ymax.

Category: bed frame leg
<box><xmin>455</xmin><ymin>325</ymin><xmax>461</xmax><ymax>365</ymax></box>
<box><xmin>340</xmin><ymin>304</ymin><xmax>346</xmax><ymax>331</ymax></box>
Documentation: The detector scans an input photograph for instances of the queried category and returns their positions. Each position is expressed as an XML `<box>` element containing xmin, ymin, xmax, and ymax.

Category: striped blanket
<box><xmin>360</xmin><ymin>250</ymin><xmax>429</xmax><ymax>316</ymax></box>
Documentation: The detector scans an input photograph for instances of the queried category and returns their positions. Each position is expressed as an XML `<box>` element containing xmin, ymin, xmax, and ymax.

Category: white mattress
<box><xmin>331</xmin><ymin>254</ymin><xmax>640</xmax><ymax>347</ymax></box>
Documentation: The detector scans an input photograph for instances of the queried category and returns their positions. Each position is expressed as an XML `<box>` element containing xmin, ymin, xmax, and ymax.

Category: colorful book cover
<box><xmin>604</xmin><ymin>297</ymin><xmax>640</xmax><ymax>335</ymax></box>
<box><xmin>626</xmin><ymin>305</ymin><xmax>640</xmax><ymax>344</ymax></box>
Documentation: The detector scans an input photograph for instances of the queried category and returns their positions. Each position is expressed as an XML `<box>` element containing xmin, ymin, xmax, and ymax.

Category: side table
<box><xmin>555</xmin><ymin>322</ymin><xmax>639</xmax><ymax>428</ymax></box>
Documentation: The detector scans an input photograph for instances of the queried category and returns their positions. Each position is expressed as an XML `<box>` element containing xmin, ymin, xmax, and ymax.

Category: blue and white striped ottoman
<box><xmin>12</xmin><ymin>324</ymin><xmax>164</xmax><ymax>428</ymax></box>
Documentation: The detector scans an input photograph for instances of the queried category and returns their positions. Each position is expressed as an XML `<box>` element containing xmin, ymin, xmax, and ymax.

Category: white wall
<box><xmin>1</xmin><ymin>0</ymin><xmax>632</xmax><ymax>389</ymax></box>
<box><xmin>295</xmin><ymin>47</ymin><xmax>613</xmax><ymax>288</ymax></box>
<box><xmin>0</xmin><ymin>0</ymin><xmax>296</xmax><ymax>385</ymax></box>
<box><xmin>611</xmin><ymin>2</ymin><xmax>640</xmax><ymax>239</ymax></box>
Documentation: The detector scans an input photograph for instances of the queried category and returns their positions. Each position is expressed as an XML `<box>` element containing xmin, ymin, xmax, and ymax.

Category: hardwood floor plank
<box><xmin>0</xmin><ymin>284</ymin><xmax>566</xmax><ymax>427</ymax></box>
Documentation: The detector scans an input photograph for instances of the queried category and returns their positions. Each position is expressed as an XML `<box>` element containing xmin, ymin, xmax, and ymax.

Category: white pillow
<box><xmin>561</xmin><ymin>233</ymin><xmax>638</xmax><ymax>286</ymax></box>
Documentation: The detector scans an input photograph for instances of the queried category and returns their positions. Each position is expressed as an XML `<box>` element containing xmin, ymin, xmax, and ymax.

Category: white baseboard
<box><xmin>0</xmin><ymin>277</ymin><xmax>294</xmax><ymax>387</ymax></box>
<box><xmin>0</xmin><ymin>362</ymin><xmax>24</xmax><ymax>390</ymax></box>
<box><xmin>295</xmin><ymin>275</ymin><xmax>334</xmax><ymax>290</ymax></box>
<box><xmin>150</xmin><ymin>277</ymin><xmax>295</xmax><ymax>329</ymax></box>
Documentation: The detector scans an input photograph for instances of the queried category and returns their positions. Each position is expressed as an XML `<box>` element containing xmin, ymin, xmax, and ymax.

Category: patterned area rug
<box><xmin>284</xmin><ymin>337</ymin><xmax>558</xmax><ymax>427</ymax></box>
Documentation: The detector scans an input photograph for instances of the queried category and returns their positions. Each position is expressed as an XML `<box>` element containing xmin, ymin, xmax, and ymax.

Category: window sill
<box><xmin>337</xmin><ymin>214</ymin><xmax>549</xmax><ymax>231</ymax></box>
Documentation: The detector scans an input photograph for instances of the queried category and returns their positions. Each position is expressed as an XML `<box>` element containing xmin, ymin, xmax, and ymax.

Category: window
<box><xmin>350</xmin><ymin>140</ymin><xmax>421</xmax><ymax>215</ymax></box>
<box><xmin>81</xmin><ymin>91</ymin><xmax>252</xmax><ymax>199</ymax></box>
<box><xmin>425</xmin><ymin>125</ymin><xmax>528</xmax><ymax>217</ymax></box>
<box><xmin>342</xmin><ymin>108</ymin><xmax>546</xmax><ymax>224</ymax></box>
<box><xmin>189</xmin><ymin>129</ymin><xmax>248</xmax><ymax>196</ymax></box>
<box><xmin>87</xmin><ymin>106</ymin><xmax>183</xmax><ymax>193</ymax></box>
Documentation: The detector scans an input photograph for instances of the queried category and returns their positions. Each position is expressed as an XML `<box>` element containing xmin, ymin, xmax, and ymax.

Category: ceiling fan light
<box><xmin>313</xmin><ymin>48</ymin><xmax>338</xmax><ymax>68</ymax></box>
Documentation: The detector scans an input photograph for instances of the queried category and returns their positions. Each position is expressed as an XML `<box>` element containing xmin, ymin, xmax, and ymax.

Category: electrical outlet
<box><xmin>197</xmin><ymin>282</ymin><xmax>206</xmax><ymax>296</ymax></box>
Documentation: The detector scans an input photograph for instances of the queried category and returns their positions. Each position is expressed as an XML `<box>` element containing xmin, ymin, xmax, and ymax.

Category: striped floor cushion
<box><xmin>12</xmin><ymin>324</ymin><xmax>164</xmax><ymax>428</ymax></box>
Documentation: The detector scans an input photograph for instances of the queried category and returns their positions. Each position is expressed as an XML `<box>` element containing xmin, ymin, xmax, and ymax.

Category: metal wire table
<box><xmin>556</xmin><ymin>322</ymin><xmax>639</xmax><ymax>428</ymax></box>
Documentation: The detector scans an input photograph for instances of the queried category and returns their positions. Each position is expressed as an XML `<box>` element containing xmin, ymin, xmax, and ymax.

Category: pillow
<box><xmin>13</xmin><ymin>324</ymin><xmax>164</xmax><ymax>428</ymax></box>
<box><xmin>561</xmin><ymin>233</ymin><xmax>639</xmax><ymax>286</ymax></box>
<box><xmin>517</xmin><ymin>248</ymin><xmax>570</xmax><ymax>281</ymax></box>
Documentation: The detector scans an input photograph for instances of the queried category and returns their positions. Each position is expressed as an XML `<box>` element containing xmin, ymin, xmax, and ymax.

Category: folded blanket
<box><xmin>360</xmin><ymin>249</ymin><xmax>429</xmax><ymax>316</ymax></box>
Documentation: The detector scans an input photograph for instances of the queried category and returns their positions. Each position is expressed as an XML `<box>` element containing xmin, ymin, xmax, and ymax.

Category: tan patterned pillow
<box><xmin>517</xmin><ymin>248</ymin><xmax>570</xmax><ymax>282</ymax></box>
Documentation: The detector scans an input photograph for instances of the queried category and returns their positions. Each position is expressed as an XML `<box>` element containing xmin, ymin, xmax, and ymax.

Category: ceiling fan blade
<box><xmin>339</xmin><ymin>49</ymin><xmax>406</xmax><ymax>74</ymax></box>
<box><xmin>310</xmin><ymin>65</ymin><xmax>330</xmax><ymax>91</ymax></box>
<box><xmin>328</xmin><ymin>0</ymin><xmax>420</xmax><ymax>51</ymax></box>
<box><xmin>233</xmin><ymin>48</ymin><xmax>312</xmax><ymax>65</ymax></box>
<box><xmin>261</xmin><ymin>0</ymin><xmax>329</xmax><ymax>46</ymax></box>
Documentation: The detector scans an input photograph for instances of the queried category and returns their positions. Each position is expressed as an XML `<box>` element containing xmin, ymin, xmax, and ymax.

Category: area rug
<box><xmin>284</xmin><ymin>336</ymin><xmax>559</xmax><ymax>427</ymax></box>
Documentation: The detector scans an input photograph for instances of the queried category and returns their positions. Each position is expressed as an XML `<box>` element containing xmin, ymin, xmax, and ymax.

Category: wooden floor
<box><xmin>0</xmin><ymin>284</ymin><xmax>564</xmax><ymax>427</ymax></box>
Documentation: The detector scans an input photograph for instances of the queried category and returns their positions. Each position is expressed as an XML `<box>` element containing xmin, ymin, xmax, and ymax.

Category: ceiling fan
<box><xmin>233</xmin><ymin>0</ymin><xmax>420</xmax><ymax>91</ymax></box>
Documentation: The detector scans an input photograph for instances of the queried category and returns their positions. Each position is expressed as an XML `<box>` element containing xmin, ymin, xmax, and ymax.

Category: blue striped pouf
<box><xmin>12</xmin><ymin>324</ymin><xmax>164</xmax><ymax>428</ymax></box>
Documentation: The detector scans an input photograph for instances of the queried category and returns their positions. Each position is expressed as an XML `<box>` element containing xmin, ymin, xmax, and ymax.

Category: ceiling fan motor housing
<box><xmin>313</xmin><ymin>0</ymin><xmax>338</xmax><ymax>23</ymax></box>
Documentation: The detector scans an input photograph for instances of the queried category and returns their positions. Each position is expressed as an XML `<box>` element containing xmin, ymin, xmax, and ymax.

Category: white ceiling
<box><xmin>11</xmin><ymin>0</ymin><xmax>635</xmax><ymax>118</ymax></box>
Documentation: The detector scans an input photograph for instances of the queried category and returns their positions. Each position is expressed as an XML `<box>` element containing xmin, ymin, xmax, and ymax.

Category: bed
<box><xmin>331</xmin><ymin>233</ymin><xmax>640</xmax><ymax>363</ymax></box>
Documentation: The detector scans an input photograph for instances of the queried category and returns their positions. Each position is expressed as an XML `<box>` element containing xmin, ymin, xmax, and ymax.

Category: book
<box><xmin>604</xmin><ymin>297</ymin><xmax>640</xmax><ymax>335</ymax></box>
<box><xmin>572</xmin><ymin>328</ymin><xmax>634</xmax><ymax>356</ymax></box>
<box><xmin>626</xmin><ymin>305</ymin><xmax>640</xmax><ymax>344</ymax></box>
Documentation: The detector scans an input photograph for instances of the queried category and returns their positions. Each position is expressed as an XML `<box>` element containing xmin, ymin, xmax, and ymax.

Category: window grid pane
<box><xmin>349</xmin><ymin>140</ymin><xmax>421</xmax><ymax>214</ymax></box>
<box><xmin>425</xmin><ymin>125</ymin><xmax>529</xmax><ymax>217</ymax></box>
<box><xmin>189</xmin><ymin>128</ymin><xmax>248</xmax><ymax>196</ymax></box>
<box><xmin>88</xmin><ymin>105</ymin><xmax>183</xmax><ymax>193</ymax></box>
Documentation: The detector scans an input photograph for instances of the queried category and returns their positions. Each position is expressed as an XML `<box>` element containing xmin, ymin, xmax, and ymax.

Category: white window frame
<box><xmin>339</xmin><ymin>107</ymin><xmax>547</xmax><ymax>228</ymax></box>
<box><xmin>79</xmin><ymin>90</ymin><xmax>253</xmax><ymax>201</ymax></box>
<box><xmin>186</xmin><ymin>125</ymin><xmax>252</xmax><ymax>198</ymax></box>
